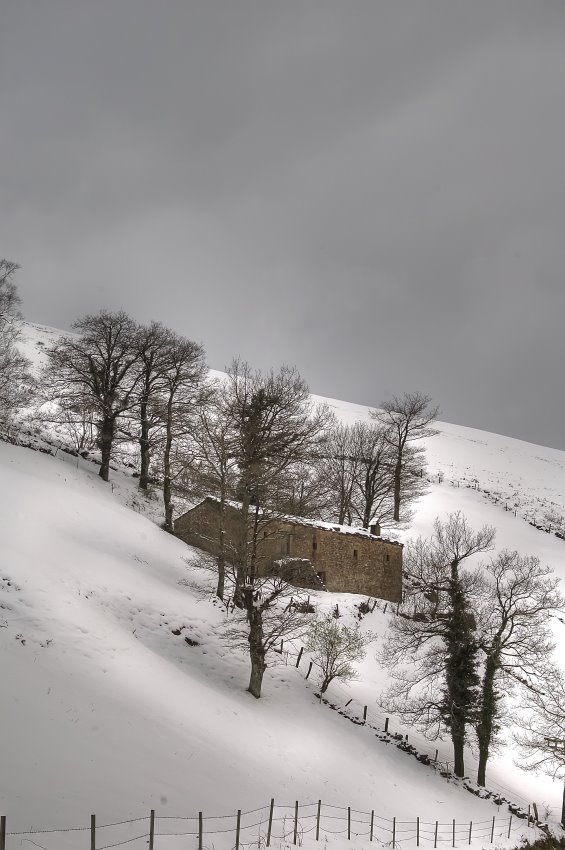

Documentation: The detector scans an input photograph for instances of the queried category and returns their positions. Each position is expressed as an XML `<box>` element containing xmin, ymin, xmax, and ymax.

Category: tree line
<box><xmin>0</xmin><ymin>265</ymin><xmax>437</xmax><ymax>534</ymax></box>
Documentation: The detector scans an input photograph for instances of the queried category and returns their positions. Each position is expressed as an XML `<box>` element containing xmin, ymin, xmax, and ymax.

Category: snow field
<box><xmin>1</xmin><ymin>320</ymin><xmax>564</xmax><ymax>847</ymax></box>
<box><xmin>0</xmin><ymin>440</ymin><xmax>543</xmax><ymax>850</ymax></box>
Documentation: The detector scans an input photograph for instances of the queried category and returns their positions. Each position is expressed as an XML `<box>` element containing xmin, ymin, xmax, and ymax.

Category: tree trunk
<box><xmin>452</xmin><ymin>724</ymin><xmax>466</xmax><ymax>778</ymax></box>
<box><xmin>362</xmin><ymin>488</ymin><xmax>372</xmax><ymax>529</ymax></box>
<box><xmin>162</xmin><ymin>396</ymin><xmax>174</xmax><ymax>532</ymax></box>
<box><xmin>338</xmin><ymin>488</ymin><xmax>348</xmax><ymax>525</ymax></box>
<box><xmin>476</xmin><ymin>651</ymin><xmax>499</xmax><ymax>787</ymax></box>
<box><xmin>249</xmin><ymin>503</ymin><xmax>261</xmax><ymax>580</ymax></box>
<box><xmin>216</xmin><ymin>493</ymin><xmax>226</xmax><ymax>601</ymax></box>
<box><xmin>234</xmin><ymin>489</ymin><xmax>251</xmax><ymax>608</ymax></box>
<box><xmin>477</xmin><ymin>736</ymin><xmax>489</xmax><ymax>787</ymax></box>
<box><xmin>393</xmin><ymin>455</ymin><xmax>402</xmax><ymax>521</ymax></box>
<box><xmin>98</xmin><ymin>415</ymin><xmax>115</xmax><ymax>482</ymax></box>
<box><xmin>247</xmin><ymin>607</ymin><xmax>266</xmax><ymax>699</ymax></box>
<box><xmin>139</xmin><ymin>395</ymin><xmax>150</xmax><ymax>490</ymax></box>
<box><xmin>444</xmin><ymin>560</ymin><xmax>479</xmax><ymax>780</ymax></box>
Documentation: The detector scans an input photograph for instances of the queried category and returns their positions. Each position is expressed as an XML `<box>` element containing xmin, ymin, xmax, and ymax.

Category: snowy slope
<box><xmin>0</xmin><ymin>440</ymin><xmax>525</xmax><ymax>850</ymax></box>
<box><xmin>1</xmin><ymin>321</ymin><xmax>564</xmax><ymax>848</ymax></box>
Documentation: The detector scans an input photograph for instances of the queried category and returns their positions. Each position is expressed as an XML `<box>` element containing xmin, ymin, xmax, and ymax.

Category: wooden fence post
<box><xmin>91</xmin><ymin>814</ymin><xmax>96</xmax><ymax>850</ymax></box>
<box><xmin>316</xmin><ymin>800</ymin><xmax>321</xmax><ymax>841</ymax></box>
<box><xmin>149</xmin><ymin>810</ymin><xmax>155</xmax><ymax>850</ymax></box>
<box><xmin>384</xmin><ymin>717</ymin><xmax>389</xmax><ymax>733</ymax></box>
<box><xmin>345</xmin><ymin>699</ymin><xmax>352</xmax><ymax>707</ymax></box>
<box><xmin>416</xmin><ymin>816</ymin><xmax>420</xmax><ymax>846</ymax></box>
<box><xmin>363</xmin><ymin>706</ymin><xmax>368</xmax><ymax>723</ymax></box>
<box><xmin>267</xmin><ymin>799</ymin><xmax>274</xmax><ymax>847</ymax></box>
<box><xmin>528</xmin><ymin>805</ymin><xmax>531</xmax><ymax>827</ymax></box>
<box><xmin>490</xmin><ymin>816</ymin><xmax>495</xmax><ymax>843</ymax></box>
<box><xmin>296</xmin><ymin>647</ymin><xmax>303</xmax><ymax>668</ymax></box>
<box><xmin>348</xmin><ymin>807</ymin><xmax>351</xmax><ymax>840</ymax></box>
<box><xmin>434</xmin><ymin>820</ymin><xmax>438</xmax><ymax>848</ymax></box>
<box><xmin>508</xmin><ymin>816</ymin><xmax>512</xmax><ymax>839</ymax></box>
<box><xmin>370</xmin><ymin>810</ymin><xmax>374</xmax><ymax>842</ymax></box>
<box><xmin>294</xmin><ymin>801</ymin><xmax>299</xmax><ymax>845</ymax></box>
<box><xmin>198</xmin><ymin>811</ymin><xmax>203</xmax><ymax>850</ymax></box>
<box><xmin>236</xmin><ymin>809</ymin><xmax>241</xmax><ymax>850</ymax></box>
<box><xmin>392</xmin><ymin>817</ymin><xmax>396</xmax><ymax>849</ymax></box>
<box><xmin>306</xmin><ymin>661</ymin><xmax>313</xmax><ymax>679</ymax></box>
<box><xmin>0</xmin><ymin>815</ymin><xmax>5</xmax><ymax>850</ymax></box>
<box><xmin>468</xmin><ymin>821</ymin><xmax>472</xmax><ymax>844</ymax></box>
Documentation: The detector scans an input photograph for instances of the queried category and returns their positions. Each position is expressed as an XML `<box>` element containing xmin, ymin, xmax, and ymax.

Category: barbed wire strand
<box><xmin>98</xmin><ymin>817</ymin><xmax>149</xmax><ymax>829</ymax></box>
<box><xmin>97</xmin><ymin>833</ymin><xmax>148</xmax><ymax>850</ymax></box>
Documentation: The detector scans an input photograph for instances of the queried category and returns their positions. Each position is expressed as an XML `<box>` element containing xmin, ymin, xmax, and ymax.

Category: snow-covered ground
<box><xmin>1</xmin><ymin>321</ymin><xmax>564</xmax><ymax>849</ymax></box>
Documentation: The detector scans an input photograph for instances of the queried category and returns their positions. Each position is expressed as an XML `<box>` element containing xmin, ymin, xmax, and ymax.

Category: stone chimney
<box><xmin>370</xmin><ymin>522</ymin><xmax>381</xmax><ymax>537</ymax></box>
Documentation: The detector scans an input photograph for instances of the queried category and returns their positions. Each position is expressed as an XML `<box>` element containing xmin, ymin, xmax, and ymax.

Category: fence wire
<box><xmin>1</xmin><ymin>802</ymin><xmax>534</xmax><ymax>849</ymax></box>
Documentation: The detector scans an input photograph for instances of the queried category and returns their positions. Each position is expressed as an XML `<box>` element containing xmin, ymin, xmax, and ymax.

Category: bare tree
<box><xmin>155</xmin><ymin>333</ymin><xmax>208</xmax><ymax>532</ymax></box>
<box><xmin>224</xmin><ymin>577</ymin><xmax>312</xmax><ymax>699</ymax></box>
<box><xmin>132</xmin><ymin>322</ymin><xmax>174</xmax><ymax>490</ymax></box>
<box><xmin>45</xmin><ymin>311</ymin><xmax>142</xmax><ymax>481</ymax></box>
<box><xmin>321</xmin><ymin>420</ymin><xmax>426</xmax><ymax>532</ymax></box>
<box><xmin>380</xmin><ymin>512</ymin><xmax>495</xmax><ymax>777</ymax></box>
<box><xmin>322</xmin><ymin>422</ymin><xmax>359</xmax><ymax>525</ymax></box>
<box><xmin>186</xmin><ymin>384</ymin><xmax>240</xmax><ymax>599</ymax></box>
<box><xmin>218</xmin><ymin>359</ymin><xmax>330</xmax><ymax>697</ymax></box>
<box><xmin>475</xmin><ymin>552</ymin><xmax>563</xmax><ymax>786</ymax></box>
<box><xmin>373</xmin><ymin>392</ymin><xmax>439</xmax><ymax>522</ymax></box>
<box><xmin>306</xmin><ymin>613</ymin><xmax>374</xmax><ymax>694</ymax></box>
<box><xmin>273</xmin><ymin>460</ymin><xmax>332</xmax><ymax>520</ymax></box>
<box><xmin>37</xmin><ymin>397</ymin><xmax>98</xmax><ymax>454</ymax></box>
<box><xmin>225</xmin><ymin>359</ymin><xmax>330</xmax><ymax>598</ymax></box>
<box><xmin>348</xmin><ymin>422</ymin><xmax>392</xmax><ymax>529</ymax></box>
<box><xmin>515</xmin><ymin>667</ymin><xmax>565</xmax><ymax>827</ymax></box>
<box><xmin>0</xmin><ymin>260</ymin><xmax>33</xmax><ymax>432</ymax></box>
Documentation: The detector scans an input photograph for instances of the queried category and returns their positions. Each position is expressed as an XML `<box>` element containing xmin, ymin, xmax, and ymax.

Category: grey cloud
<box><xmin>1</xmin><ymin>1</ymin><xmax>564</xmax><ymax>448</ymax></box>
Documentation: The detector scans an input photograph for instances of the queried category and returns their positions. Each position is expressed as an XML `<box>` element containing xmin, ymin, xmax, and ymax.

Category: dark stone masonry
<box><xmin>174</xmin><ymin>498</ymin><xmax>403</xmax><ymax>603</ymax></box>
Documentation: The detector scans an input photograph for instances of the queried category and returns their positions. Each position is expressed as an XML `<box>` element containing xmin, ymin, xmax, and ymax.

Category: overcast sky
<box><xmin>2</xmin><ymin>2</ymin><xmax>565</xmax><ymax>450</ymax></box>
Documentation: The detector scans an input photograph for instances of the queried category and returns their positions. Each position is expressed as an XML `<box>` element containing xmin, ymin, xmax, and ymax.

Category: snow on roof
<box><xmin>184</xmin><ymin>496</ymin><xmax>403</xmax><ymax>547</ymax></box>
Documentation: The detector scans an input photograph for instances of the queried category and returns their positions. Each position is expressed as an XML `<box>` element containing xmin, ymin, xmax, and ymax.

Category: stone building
<box><xmin>174</xmin><ymin>497</ymin><xmax>402</xmax><ymax>603</ymax></box>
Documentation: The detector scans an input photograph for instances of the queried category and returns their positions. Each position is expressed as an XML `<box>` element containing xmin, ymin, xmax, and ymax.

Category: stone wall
<box><xmin>174</xmin><ymin>499</ymin><xmax>402</xmax><ymax>603</ymax></box>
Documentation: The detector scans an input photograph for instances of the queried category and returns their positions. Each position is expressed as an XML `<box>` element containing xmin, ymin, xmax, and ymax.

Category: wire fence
<box><xmin>284</xmin><ymin>633</ymin><xmax>534</xmax><ymax>814</ymax></box>
<box><xmin>0</xmin><ymin>800</ymin><xmax>536</xmax><ymax>850</ymax></box>
<box><xmin>429</xmin><ymin>470</ymin><xmax>565</xmax><ymax>542</ymax></box>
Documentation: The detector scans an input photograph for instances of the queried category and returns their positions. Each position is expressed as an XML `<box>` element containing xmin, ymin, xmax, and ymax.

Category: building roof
<box><xmin>177</xmin><ymin>497</ymin><xmax>403</xmax><ymax>548</ymax></box>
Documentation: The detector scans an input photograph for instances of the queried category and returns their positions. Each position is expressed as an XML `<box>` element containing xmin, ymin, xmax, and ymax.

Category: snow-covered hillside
<box><xmin>1</xmin><ymin>321</ymin><xmax>564</xmax><ymax>849</ymax></box>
